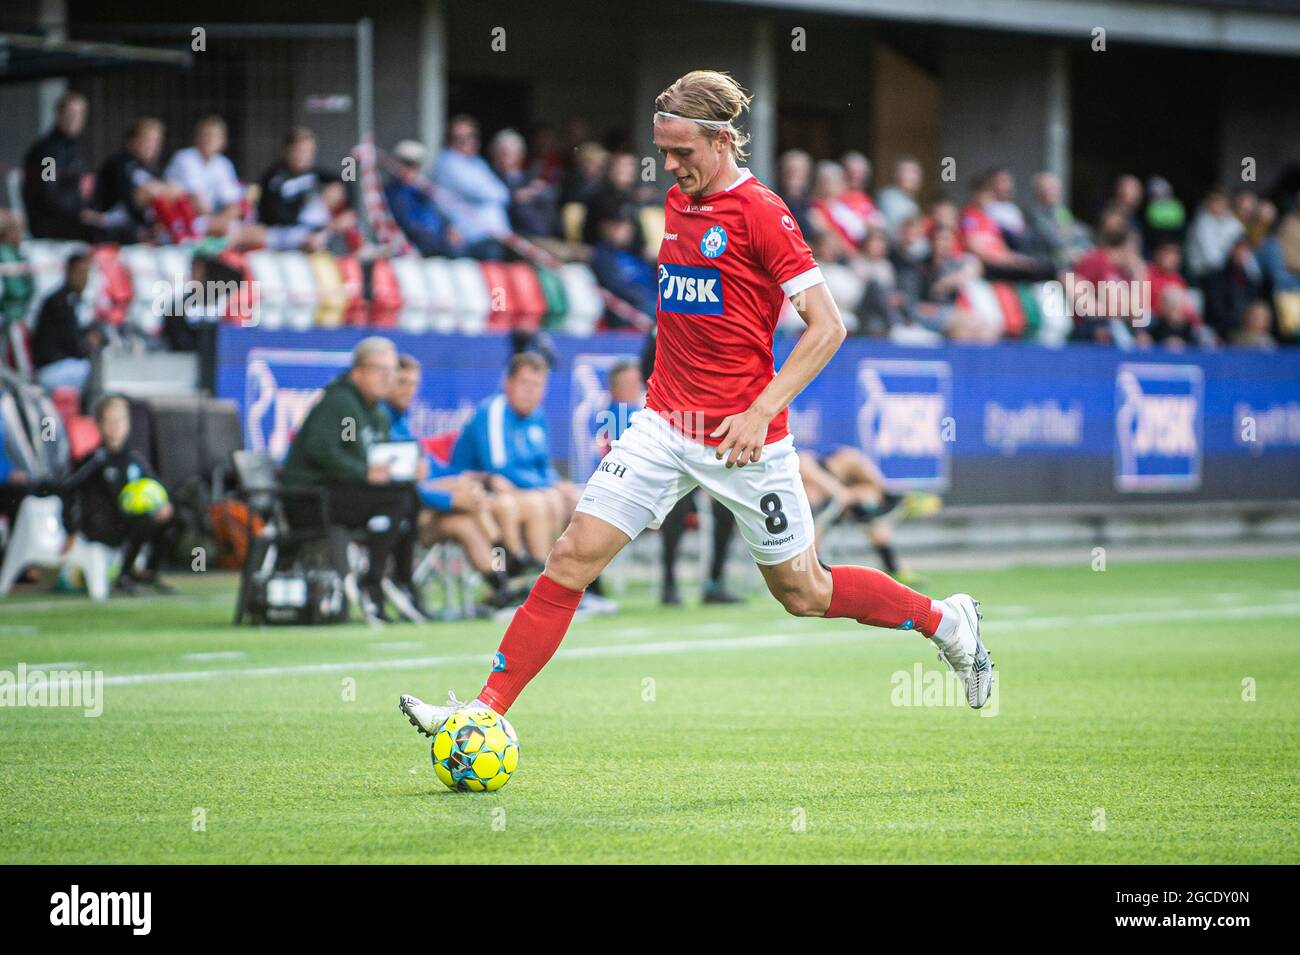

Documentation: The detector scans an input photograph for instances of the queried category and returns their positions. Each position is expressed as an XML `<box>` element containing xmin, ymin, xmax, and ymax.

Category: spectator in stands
<box><xmin>385</xmin><ymin>354</ymin><xmax>532</xmax><ymax>610</ymax></box>
<box><xmin>32</xmin><ymin>251</ymin><xmax>102</xmax><ymax>392</ymax></box>
<box><xmin>1071</xmin><ymin>210</ymin><xmax>1147</xmax><ymax>345</ymax></box>
<box><xmin>0</xmin><ymin>211</ymin><xmax>35</xmax><ymax>332</ymax></box>
<box><xmin>840</xmin><ymin>151</ymin><xmax>882</xmax><ymax>228</ymax></box>
<box><xmin>559</xmin><ymin>141</ymin><xmax>608</xmax><ymax>210</ymax></box>
<box><xmin>164</xmin><ymin>116</ymin><xmax>263</xmax><ymax>247</ymax></box>
<box><xmin>433</xmin><ymin>114</ymin><xmax>511</xmax><ymax>259</ymax></box>
<box><xmin>1025</xmin><ymin>171</ymin><xmax>1090</xmax><ymax>269</ymax></box>
<box><xmin>877</xmin><ymin>156</ymin><xmax>923</xmax><ymax>238</ymax></box>
<box><xmin>591</xmin><ymin>214</ymin><xmax>655</xmax><ymax>326</ymax></box>
<box><xmin>1232</xmin><ymin>300</ymin><xmax>1278</xmax><ymax>350</ymax></box>
<box><xmin>1109</xmin><ymin>174</ymin><xmax>1144</xmax><ymax>232</ymax></box>
<box><xmin>384</xmin><ymin>140</ymin><xmax>459</xmax><ymax>257</ymax></box>
<box><xmin>1147</xmin><ymin>240</ymin><xmax>1198</xmax><ymax>325</ymax></box>
<box><xmin>985</xmin><ymin>168</ymin><xmax>1032</xmax><ymax>251</ymax></box>
<box><xmin>22</xmin><ymin>91</ymin><xmax>118</xmax><ymax>242</ymax></box>
<box><xmin>1144</xmin><ymin>285</ymin><xmax>1207</xmax><ymax>351</ymax></box>
<box><xmin>1256</xmin><ymin>194</ymin><xmax>1300</xmax><ymax>340</ymax></box>
<box><xmin>489</xmin><ymin>129</ymin><xmax>560</xmax><ymax>239</ymax></box>
<box><xmin>1233</xmin><ymin>189</ymin><xmax>1276</xmax><ymax>248</ymax></box>
<box><xmin>1142</xmin><ymin>175</ymin><xmax>1186</xmax><ymax>255</ymax></box>
<box><xmin>61</xmin><ymin>394</ymin><xmax>179</xmax><ymax>595</ymax></box>
<box><xmin>777</xmin><ymin>149</ymin><xmax>816</xmax><ymax>238</ymax></box>
<box><xmin>258</xmin><ymin>127</ymin><xmax>354</xmax><ymax>252</ymax></box>
<box><xmin>850</xmin><ymin>228</ymin><xmax>904</xmax><ymax>338</ymax></box>
<box><xmin>98</xmin><ymin>117</ymin><xmax>201</xmax><ymax>243</ymax></box>
<box><xmin>810</xmin><ymin>161</ymin><xmax>869</xmax><ymax>262</ymax></box>
<box><xmin>1202</xmin><ymin>236</ymin><xmax>1261</xmax><ymax>338</ymax></box>
<box><xmin>920</xmin><ymin>223</ymin><xmax>997</xmax><ymax>341</ymax></box>
<box><xmin>450</xmin><ymin>352</ymin><xmax>580</xmax><ymax>536</ymax></box>
<box><xmin>582</xmin><ymin>151</ymin><xmax>648</xmax><ymax>251</ymax></box>
<box><xmin>1188</xmin><ymin>188</ymin><xmax>1245</xmax><ymax>279</ymax></box>
<box><xmin>280</xmin><ymin>337</ymin><xmax>418</xmax><ymax>619</ymax></box>
<box><xmin>960</xmin><ymin>172</ymin><xmax>1053</xmax><ymax>280</ymax></box>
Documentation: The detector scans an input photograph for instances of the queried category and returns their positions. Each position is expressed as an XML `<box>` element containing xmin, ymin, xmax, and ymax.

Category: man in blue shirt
<box><xmin>451</xmin><ymin>351</ymin><xmax>579</xmax><ymax>545</ymax></box>
<box><xmin>432</xmin><ymin>116</ymin><xmax>510</xmax><ymax>261</ymax></box>
<box><xmin>387</xmin><ymin>355</ymin><xmax>545</xmax><ymax>603</ymax></box>
<box><xmin>384</xmin><ymin>140</ymin><xmax>460</xmax><ymax>257</ymax></box>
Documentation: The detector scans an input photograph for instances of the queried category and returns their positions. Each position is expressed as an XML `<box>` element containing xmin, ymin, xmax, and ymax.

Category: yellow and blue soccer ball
<box><xmin>431</xmin><ymin>707</ymin><xmax>519</xmax><ymax>792</ymax></box>
<box><xmin>118</xmin><ymin>478</ymin><xmax>169</xmax><ymax>516</ymax></box>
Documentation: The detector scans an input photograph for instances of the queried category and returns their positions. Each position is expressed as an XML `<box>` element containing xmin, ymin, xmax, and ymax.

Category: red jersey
<box><xmin>646</xmin><ymin>169</ymin><xmax>821</xmax><ymax>445</ymax></box>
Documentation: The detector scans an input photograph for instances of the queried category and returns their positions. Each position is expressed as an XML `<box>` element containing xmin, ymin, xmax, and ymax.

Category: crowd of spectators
<box><xmin>14</xmin><ymin>90</ymin><xmax>1300</xmax><ymax>349</ymax></box>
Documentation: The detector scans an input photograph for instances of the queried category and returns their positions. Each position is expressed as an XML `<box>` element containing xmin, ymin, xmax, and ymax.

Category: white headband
<box><xmin>654</xmin><ymin>110</ymin><xmax>732</xmax><ymax>129</ymax></box>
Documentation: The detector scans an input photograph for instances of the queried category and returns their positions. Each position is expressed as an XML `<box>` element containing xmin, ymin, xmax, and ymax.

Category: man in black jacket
<box><xmin>21</xmin><ymin>92</ymin><xmax>116</xmax><ymax>242</ymax></box>
<box><xmin>32</xmin><ymin>251</ymin><xmax>102</xmax><ymax>393</ymax></box>
<box><xmin>62</xmin><ymin>395</ymin><xmax>179</xmax><ymax>595</ymax></box>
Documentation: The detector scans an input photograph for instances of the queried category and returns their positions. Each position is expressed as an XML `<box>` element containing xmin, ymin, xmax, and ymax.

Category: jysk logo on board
<box><xmin>699</xmin><ymin>225</ymin><xmax>728</xmax><ymax>258</ymax></box>
<box><xmin>856</xmin><ymin>359</ymin><xmax>952</xmax><ymax>491</ymax></box>
<box><xmin>1115</xmin><ymin>363</ymin><xmax>1202</xmax><ymax>492</ymax></box>
<box><xmin>658</xmin><ymin>263</ymin><xmax>724</xmax><ymax>315</ymax></box>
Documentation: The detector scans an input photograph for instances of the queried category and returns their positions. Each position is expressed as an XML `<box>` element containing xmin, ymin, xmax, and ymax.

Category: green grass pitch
<box><xmin>1</xmin><ymin>555</ymin><xmax>1297</xmax><ymax>864</ymax></box>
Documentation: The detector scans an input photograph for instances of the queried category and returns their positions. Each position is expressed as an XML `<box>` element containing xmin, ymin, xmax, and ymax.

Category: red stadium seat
<box><xmin>990</xmin><ymin>282</ymin><xmax>1027</xmax><ymax>339</ymax></box>
<box><xmin>478</xmin><ymin>262</ymin><xmax>515</xmax><ymax>332</ymax></box>
<box><xmin>505</xmin><ymin>263</ymin><xmax>546</xmax><ymax>332</ymax></box>
<box><xmin>336</xmin><ymin>256</ymin><xmax>368</xmax><ymax>326</ymax></box>
<box><xmin>368</xmin><ymin>258</ymin><xmax>402</xmax><ymax>327</ymax></box>
<box><xmin>90</xmin><ymin>244</ymin><xmax>133</xmax><ymax>327</ymax></box>
<box><xmin>65</xmin><ymin>415</ymin><xmax>101</xmax><ymax>460</ymax></box>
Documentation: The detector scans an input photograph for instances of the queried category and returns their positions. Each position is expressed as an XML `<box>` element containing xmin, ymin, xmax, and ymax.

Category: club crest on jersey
<box><xmin>658</xmin><ymin>263</ymin><xmax>724</xmax><ymax>315</ymax></box>
<box><xmin>699</xmin><ymin>225</ymin><xmax>728</xmax><ymax>258</ymax></box>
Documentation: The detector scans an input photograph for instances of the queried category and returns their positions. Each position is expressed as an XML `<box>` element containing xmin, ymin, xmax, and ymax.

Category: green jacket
<box><xmin>281</xmin><ymin>372</ymin><xmax>389</xmax><ymax>487</ymax></box>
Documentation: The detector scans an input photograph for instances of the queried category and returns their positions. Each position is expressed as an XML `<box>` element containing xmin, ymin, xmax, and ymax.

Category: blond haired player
<box><xmin>401</xmin><ymin>71</ymin><xmax>992</xmax><ymax>741</ymax></box>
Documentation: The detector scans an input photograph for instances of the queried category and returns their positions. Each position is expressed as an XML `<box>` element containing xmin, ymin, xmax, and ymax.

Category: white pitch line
<box><xmin>181</xmin><ymin>651</ymin><xmax>248</xmax><ymax>662</ymax></box>
<box><xmin>8</xmin><ymin>602</ymin><xmax>1300</xmax><ymax>694</ymax></box>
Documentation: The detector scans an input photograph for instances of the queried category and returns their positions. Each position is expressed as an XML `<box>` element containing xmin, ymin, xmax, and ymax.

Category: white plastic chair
<box><xmin>423</xmin><ymin>258</ymin><xmax>460</xmax><ymax>334</ymax></box>
<box><xmin>449</xmin><ymin>258</ymin><xmax>492</xmax><ymax>334</ymax></box>
<box><xmin>558</xmin><ymin>263</ymin><xmax>603</xmax><ymax>335</ymax></box>
<box><xmin>0</xmin><ymin>496</ymin><xmax>119</xmax><ymax>601</ymax></box>
<box><xmin>390</xmin><ymin>255</ymin><xmax>433</xmax><ymax>333</ymax></box>
<box><xmin>245</xmin><ymin>250</ymin><xmax>288</xmax><ymax>330</ymax></box>
<box><xmin>277</xmin><ymin>251</ymin><xmax>319</xmax><ymax>331</ymax></box>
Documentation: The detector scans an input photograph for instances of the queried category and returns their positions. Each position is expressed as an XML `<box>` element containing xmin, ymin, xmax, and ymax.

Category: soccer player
<box><xmin>400</xmin><ymin>70</ymin><xmax>993</xmax><ymax>736</ymax></box>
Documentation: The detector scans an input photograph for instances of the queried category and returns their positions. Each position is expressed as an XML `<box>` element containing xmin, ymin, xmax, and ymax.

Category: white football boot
<box><xmin>398</xmin><ymin>690</ymin><xmax>485</xmax><ymax>737</ymax></box>
<box><xmin>931</xmin><ymin>594</ymin><xmax>995</xmax><ymax>709</ymax></box>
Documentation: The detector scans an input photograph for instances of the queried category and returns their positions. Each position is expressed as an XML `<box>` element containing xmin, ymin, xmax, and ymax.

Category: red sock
<box><xmin>824</xmin><ymin>565</ymin><xmax>941</xmax><ymax>636</ymax></box>
<box><xmin>477</xmin><ymin>574</ymin><xmax>584</xmax><ymax>713</ymax></box>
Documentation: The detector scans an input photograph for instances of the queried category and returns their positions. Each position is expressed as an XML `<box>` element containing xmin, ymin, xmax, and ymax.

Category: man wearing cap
<box><xmin>385</xmin><ymin>140</ymin><xmax>460</xmax><ymax>257</ymax></box>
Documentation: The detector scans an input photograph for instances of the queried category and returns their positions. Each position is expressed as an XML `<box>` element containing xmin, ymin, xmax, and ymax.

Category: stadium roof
<box><xmin>709</xmin><ymin>0</ymin><xmax>1300</xmax><ymax>55</ymax></box>
<box><xmin>0</xmin><ymin>31</ymin><xmax>192</xmax><ymax>84</ymax></box>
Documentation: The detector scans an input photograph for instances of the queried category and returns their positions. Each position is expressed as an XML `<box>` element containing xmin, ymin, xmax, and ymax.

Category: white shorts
<box><xmin>575</xmin><ymin>408</ymin><xmax>814</xmax><ymax>566</ymax></box>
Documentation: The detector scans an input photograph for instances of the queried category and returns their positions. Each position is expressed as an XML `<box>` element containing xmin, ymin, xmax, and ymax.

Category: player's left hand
<box><xmin>711</xmin><ymin>407</ymin><xmax>771</xmax><ymax>468</ymax></box>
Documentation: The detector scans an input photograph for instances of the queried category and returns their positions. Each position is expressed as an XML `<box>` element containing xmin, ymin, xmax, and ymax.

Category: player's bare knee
<box><xmin>543</xmin><ymin>530</ymin><xmax>599</xmax><ymax>589</ymax></box>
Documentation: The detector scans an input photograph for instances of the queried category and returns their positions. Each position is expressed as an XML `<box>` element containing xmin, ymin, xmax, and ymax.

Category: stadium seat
<box><xmin>308</xmin><ymin>251</ymin><xmax>346</xmax><ymax>327</ymax></box>
<box><xmin>89</xmin><ymin>245</ymin><xmax>133</xmax><ymax>328</ymax></box>
<box><xmin>448</xmin><ymin>258</ymin><xmax>491</xmax><ymax>334</ymax></box>
<box><xmin>478</xmin><ymin>262</ymin><xmax>516</xmax><ymax>333</ymax></box>
<box><xmin>423</xmin><ymin>258</ymin><xmax>461</xmax><ymax>334</ymax></box>
<box><xmin>557</xmin><ymin>263</ymin><xmax>604</xmax><ymax>335</ymax></box>
<box><xmin>821</xmin><ymin>262</ymin><xmax>866</xmax><ymax>322</ymax></box>
<box><xmin>367</xmin><ymin>258</ymin><xmax>401</xmax><ymax>328</ymax></box>
<box><xmin>561</xmin><ymin>202</ymin><xmax>586</xmax><ymax>244</ymax></box>
<box><xmin>390</xmin><ymin>254</ymin><xmax>434</xmax><ymax>333</ymax></box>
<box><xmin>278</xmin><ymin>251</ymin><xmax>319</xmax><ymax>331</ymax></box>
<box><xmin>639</xmin><ymin>205</ymin><xmax>666</xmax><ymax>255</ymax></box>
<box><xmin>990</xmin><ymin>282</ymin><xmax>1027</xmax><ymax>338</ymax></box>
<box><xmin>0</xmin><ymin>495</ymin><xmax>118</xmax><ymax>601</ymax></box>
<box><xmin>535</xmin><ymin>266</ymin><xmax>569</xmax><ymax>328</ymax></box>
<box><xmin>117</xmin><ymin>244</ymin><xmax>163</xmax><ymax>333</ymax></box>
<box><xmin>335</xmin><ymin>255</ymin><xmax>368</xmax><ymax>326</ymax></box>
<box><xmin>245</xmin><ymin>250</ymin><xmax>289</xmax><ymax>330</ymax></box>
<box><xmin>4</xmin><ymin>321</ymin><xmax>33</xmax><ymax>378</ymax></box>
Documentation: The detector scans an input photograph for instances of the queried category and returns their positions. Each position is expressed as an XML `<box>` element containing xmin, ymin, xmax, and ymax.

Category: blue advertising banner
<box><xmin>216</xmin><ymin>327</ymin><xmax>1300</xmax><ymax>504</ymax></box>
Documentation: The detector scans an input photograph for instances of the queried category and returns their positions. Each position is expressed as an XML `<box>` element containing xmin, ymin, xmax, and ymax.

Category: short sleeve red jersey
<box><xmin>645</xmin><ymin>169</ymin><xmax>822</xmax><ymax>445</ymax></box>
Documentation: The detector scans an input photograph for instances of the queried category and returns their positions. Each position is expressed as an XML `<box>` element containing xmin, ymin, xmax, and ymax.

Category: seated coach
<box><xmin>280</xmin><ymin>337</ymin><xmax>418</xmax><ymax>619</ymax></box>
